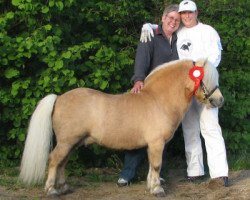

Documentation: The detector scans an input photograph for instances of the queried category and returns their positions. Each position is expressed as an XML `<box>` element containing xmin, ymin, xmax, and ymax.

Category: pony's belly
<box><xmin>95</xmin><ymin>131</ymin><xmax>147</xmax><ymax>150</ymax></box>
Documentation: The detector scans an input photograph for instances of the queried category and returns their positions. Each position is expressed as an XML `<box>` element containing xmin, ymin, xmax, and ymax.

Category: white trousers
<box><xmin>182</xmin><ymin>98</ymin><xmax>228</xmax><ymax>178</ymax></box>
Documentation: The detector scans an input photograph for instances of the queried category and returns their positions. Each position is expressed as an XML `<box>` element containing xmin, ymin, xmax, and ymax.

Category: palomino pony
<box><xmin>19</xmin><ymin>59</ymin><xmax>224</xmax><ymax>197</ymax></box>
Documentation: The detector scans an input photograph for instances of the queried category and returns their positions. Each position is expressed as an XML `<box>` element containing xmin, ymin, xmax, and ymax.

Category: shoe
<box><xmin>187</xmin><ymin>175</ymin><xmax>204</xmax><ymax>181</ymax></box>
<box><xmin>215</xmin><ymin>176</ymin><xmax>229</xmax><ymax>187</ymax></box>
<box><xmin>187</xmin><ymin>175</ymin><xmax>205</xmax><ymax>184</ymax></box>
<box><xmin>207</xmin><ymin>176</ymin><xmax>229</xmax><ymax>189</ymax></box>
<box><xmin>117</xmin><ymin>178</ymin><xmax>129</xmax><ymax>187</ymax></box>
<box><xmin>223</xmin><ymin>177</ymin><xmax>229</xmax><ymax>187</ymax></box>
<box><xmin>160</xmin><ymin>177</ymin><xmax>166</xmax><ymax>185</ymax></box>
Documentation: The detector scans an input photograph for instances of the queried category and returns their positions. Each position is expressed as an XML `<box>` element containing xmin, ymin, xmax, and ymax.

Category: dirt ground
<box><xmin>0</xmin><ymin>169</ymin><xmax>249</xmax><ymax>200</ymax></box>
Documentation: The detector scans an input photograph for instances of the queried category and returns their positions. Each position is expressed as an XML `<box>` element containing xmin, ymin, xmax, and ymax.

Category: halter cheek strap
<box><xmin>189</xmin><ymin>65</ymin><xmax>204</xmax><ymax>95</ymax></box>
<box><xmin>201</xmin><ymin>82</ymin><xmax>219</xmax><ymax>99</ymax></box>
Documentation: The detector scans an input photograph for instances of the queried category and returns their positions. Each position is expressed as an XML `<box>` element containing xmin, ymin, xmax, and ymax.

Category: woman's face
<box><xmin>180</xmin><ymin>11</ymin><xmax>198</xmax><ymax>28</ymax></box>
<box><xmin>162</xmin><ymin>11</ymin><xmax>181</xmax><ymax>34</ymax></box>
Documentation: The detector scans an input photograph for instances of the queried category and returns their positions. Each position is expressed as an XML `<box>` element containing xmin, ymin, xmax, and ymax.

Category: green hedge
<box><xmin>0</xmin><ymin>0</ymin><xmax>249</xmax><ymax>167</ymax></box>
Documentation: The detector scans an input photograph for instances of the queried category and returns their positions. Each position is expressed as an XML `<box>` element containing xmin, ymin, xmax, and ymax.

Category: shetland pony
<box><xmin>19</xmin><ymin>59</ymin><xmax>223</xmax><ymax>197</ymax></box>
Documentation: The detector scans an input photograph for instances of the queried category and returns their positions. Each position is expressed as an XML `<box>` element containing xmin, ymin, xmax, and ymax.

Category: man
<box><xmin>140</xmin><ymin>0</ymin><xmax>229</xmax><ymax>186</ymax></box>
<box><xmin>117</xmin><ymin>4</ymin><xmax>181</xmax><ymax>187</ymax></box>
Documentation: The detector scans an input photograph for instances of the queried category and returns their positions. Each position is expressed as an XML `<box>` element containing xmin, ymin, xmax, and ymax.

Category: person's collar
<box><xmin>184</xmin><ymin>20</ymin><xmax>199</xmax><ymax>29</ymax></box>
<box><xmin>155</xmin><ymin>25</ymin><xmax>163</xmax><ymax>35</ymax></box>
<box><xmin>156</xmin><ymin>25</ymin><xmax>177</xmax><ymax>39</ymax></box>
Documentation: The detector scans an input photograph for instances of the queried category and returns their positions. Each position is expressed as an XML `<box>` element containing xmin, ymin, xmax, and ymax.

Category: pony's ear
<box><xmin>195</xmin><ymin>58</ymin><xmax>208</xmax><ymax>67</ymax></box>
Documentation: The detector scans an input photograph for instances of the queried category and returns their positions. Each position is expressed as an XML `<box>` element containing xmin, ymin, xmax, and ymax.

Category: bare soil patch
<box><xmin>0</xmin><ymin>169</ymin><xmax>249</xmax><ymax>200</ymax></box>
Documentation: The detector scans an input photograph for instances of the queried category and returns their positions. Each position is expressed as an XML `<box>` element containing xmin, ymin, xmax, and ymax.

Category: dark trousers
<box><xmin>119</xmin><ymin>145</ymin><xmax>168</xmax><ymax>181</ymax></box>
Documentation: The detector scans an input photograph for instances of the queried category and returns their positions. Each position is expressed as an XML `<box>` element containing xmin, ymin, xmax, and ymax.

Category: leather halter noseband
<box><xmin>200</xmin><ymin>81</ymin><xmax>219</xmax><ymax>100</ymax></box>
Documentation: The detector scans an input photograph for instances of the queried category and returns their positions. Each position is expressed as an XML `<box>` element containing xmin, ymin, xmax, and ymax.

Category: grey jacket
<box><xmin>131</xmin><ymin>25</ymin><xmax>179</xmax><ymax>83</ymax></box>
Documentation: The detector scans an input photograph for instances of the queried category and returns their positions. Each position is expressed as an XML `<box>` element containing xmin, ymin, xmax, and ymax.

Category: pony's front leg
<box><xmin>147</xmin><ymin>142</ymin><xmax>165</xmax><ymax>197</ymax></box>
<box><xmin>147</xmin><ymin>165</ymin><xmax>152</xmax><ymax>189</ymax></box>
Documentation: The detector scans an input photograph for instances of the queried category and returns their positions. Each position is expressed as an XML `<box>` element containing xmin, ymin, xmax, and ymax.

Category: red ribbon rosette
<box><xmin>189</xmin><ymin>66</ymin><xmax>204</xmax><ymax>94</ymax></box>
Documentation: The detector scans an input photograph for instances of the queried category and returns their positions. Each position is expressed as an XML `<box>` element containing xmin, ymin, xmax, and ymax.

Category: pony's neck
<box><xmin>144</xmin><ymin>63</ymin><xmax>194</xmax><ymax>123</ymax></box>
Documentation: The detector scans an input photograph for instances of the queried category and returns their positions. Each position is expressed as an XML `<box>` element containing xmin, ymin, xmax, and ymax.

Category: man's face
<box><xmin>180</xmin><ymin>11</ymin><xmax>198</xmax><ymax>28</ymax></box>
<box><xmin>162</xmin><ymin>11</ymin><xmax>181</xmax><ymax>34</ymax></box>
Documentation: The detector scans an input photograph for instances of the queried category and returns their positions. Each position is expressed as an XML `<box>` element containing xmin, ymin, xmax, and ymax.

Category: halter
<box><xmin>200</xmin><ymin>81</ymin><xmax>219</xmax><ymax>100</ymax></box>
<box><xmin>189</xmin><ymin>61</ymin><xmax>219</xmax><ymax>100</ymax></box>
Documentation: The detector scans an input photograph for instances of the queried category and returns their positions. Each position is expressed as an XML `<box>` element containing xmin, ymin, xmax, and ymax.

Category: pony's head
<box><xmin>193</xmin><ymin>59</ymin><xmax>224</xmax><ymax>108</ymax></box>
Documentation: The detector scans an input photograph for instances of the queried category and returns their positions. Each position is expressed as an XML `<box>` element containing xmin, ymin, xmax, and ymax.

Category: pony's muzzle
<box><xmin>209</xmin><ymin>96</ymin><xmax>224</xmax><ymax>108</ymax></box>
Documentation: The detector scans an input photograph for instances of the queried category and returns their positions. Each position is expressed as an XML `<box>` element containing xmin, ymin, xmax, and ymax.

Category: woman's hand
<box><xmin>140</xmin><ymin>23</ymin><xmax>157</xmax><ymax>43</ymax></box>
<box><xmin>131</xmin><ymin>81</ymin><xmax>144</xmax><ymax>93</ymax></box>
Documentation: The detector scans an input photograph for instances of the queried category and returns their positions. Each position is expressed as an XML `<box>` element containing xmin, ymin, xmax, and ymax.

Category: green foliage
<box><xmin>0</xmin><ymin>0</ymin><xmax>249</xmax><ymax>169</ymax></box>
<box><xmin>229</xmin><ymin>152</ymin><xmax>250</xmax><ymax>170</ymax></box>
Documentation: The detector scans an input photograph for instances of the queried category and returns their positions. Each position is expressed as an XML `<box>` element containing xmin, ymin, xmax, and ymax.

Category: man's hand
<box><xmin>131</xmin><ymin>81</ymin><xmax>144</xmax><ymax>93</ymax></box>
<box><xmin>140</xmin><ymin>23</ymin><xmax>157</xmax><ymax>43</ymax></box>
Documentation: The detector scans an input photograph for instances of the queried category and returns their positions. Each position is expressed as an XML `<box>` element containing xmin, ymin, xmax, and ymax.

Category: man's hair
<box><xmin>162</xmin><ymin>4</ymin><xmax>179</xmax><ymax>16</ymax></box>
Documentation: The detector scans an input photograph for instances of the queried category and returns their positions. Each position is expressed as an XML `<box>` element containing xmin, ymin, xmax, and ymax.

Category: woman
<box><xmin>118</xmin><ymin>4</ymin><xmax>181</xmax><ymax>186</ymax></box>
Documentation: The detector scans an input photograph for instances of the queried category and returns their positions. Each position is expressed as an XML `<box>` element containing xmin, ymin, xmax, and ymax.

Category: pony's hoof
<box><xmin>59</xmin><ymin>183</ymin><xmax>72</xmax><ymax>194</ymax></box>
<box><xmin>151</xmin><ymin>186</ymin><xmax>166</xmax><ymax>197</ymax></box>
<box><xmin>155</xmin><ymin>191</ymin><xmax>166</xmax><ymax>198</ymax></box>
<box><xmin>46</xmin><ymin>187</ymin><xmax>60</xmax><ymax>197</ymax></box>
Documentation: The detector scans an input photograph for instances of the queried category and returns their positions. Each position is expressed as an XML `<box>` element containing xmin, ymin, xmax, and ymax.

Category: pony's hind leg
<box><xmin>45</xmin><ymin>143</ymin><xmax>73</xmax><ymax>196</ymax></box>
<box><xmin>147</xmin><ymin>141</ymin><xmax>165</xmax><ymax>197</ymax></box>
<box><xmin>56</xmin><ymin>155</ymin><xmax>71</xmax><ymax>194</ymax></box>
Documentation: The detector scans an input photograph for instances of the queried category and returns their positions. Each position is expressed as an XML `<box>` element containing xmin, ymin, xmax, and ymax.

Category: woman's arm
<box><xmin>140</xmin><ymin>23</ymin><xmax>158</xmax><ymax>43</ymax></box>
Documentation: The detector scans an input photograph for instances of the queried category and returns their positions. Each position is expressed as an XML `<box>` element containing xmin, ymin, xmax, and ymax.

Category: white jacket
<box><xmin>177</xmin><ymin>22</ymin><xmax>222</xmax><ymax>67</ymax></box>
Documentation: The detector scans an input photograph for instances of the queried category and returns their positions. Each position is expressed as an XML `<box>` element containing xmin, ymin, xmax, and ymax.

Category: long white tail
<box><xmin>19</xmin><ymin>94</ymin><xmax>57</xmax><ymax>185</ymax></box>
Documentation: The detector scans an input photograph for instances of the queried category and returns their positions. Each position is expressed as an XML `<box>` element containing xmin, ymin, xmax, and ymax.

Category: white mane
<box><xmin>145</xmin><ymin>59</ymin><xmax>219</xmax><ymax>91</ymax></box>
<box><xmin>203</xmin><ymin>61</ymin><xmax>219</xmax><ymax>90</ymax></box>
<box><xmin>145</xmin><ymin>60</ymin><xmax>181</xmax><ymax>81</ymax></box>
